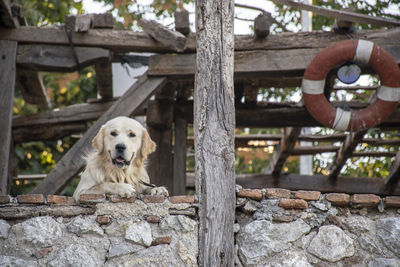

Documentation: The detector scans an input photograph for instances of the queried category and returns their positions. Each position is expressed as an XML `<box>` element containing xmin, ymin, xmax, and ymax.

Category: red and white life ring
<box><xmin>302</xmin><ymin>39</ymin><xmax>400</xmax><ymax>132</ymax></box>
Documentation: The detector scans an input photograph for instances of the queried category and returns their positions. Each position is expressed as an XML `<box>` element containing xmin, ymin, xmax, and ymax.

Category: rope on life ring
<box><xmin>302</xmin><ymin>39</ymin><xmax>400</xmax><ymax>132</ymax></box>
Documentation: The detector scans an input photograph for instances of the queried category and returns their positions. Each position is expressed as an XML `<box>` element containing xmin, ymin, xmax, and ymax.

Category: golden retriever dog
<box><xmin>73</xmin><ymin>116</ymin><xmax>168</xmax><ymax>201</ymax></box>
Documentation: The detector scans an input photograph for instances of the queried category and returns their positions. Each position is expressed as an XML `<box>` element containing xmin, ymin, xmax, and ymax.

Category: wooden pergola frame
<box><xmin>1</xmin><ymin>0</ymin><xmax>400</xmax><ymax>197</ymax></box>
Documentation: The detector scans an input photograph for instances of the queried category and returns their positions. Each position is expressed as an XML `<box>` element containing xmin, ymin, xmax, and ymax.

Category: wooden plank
<box><xmin>13</xmin><ymin>99</ymin><xmax>118</xmax><ymax>127</ymax></box>
<box><xmin>148</xmin><ymin>49</ymin><xmax>317</xmax><ymax>78</ymax></box>
<box><xmin>0</xmin><ymin>40</ymin><xmax>17</xmax><ymax>195</ymax></box>
<box><xmin>174</xmin><ymin>10</ymin><xmax>190</xmax><ymax>35</ymax></box>
<box><xmin>254</xmin><ymin>13</ymin><xmax>271</xmax><ymax>38</ymax></box>
<box><xmin>0</xmin><ymin>0</ymin><xmax>19</xmax><ymax>28</ymax></box>
<box><xmin>32</xmin><ymin>74</ymin><xmax>166</xmax><ymax>195</ymax></box>
<box><xmin>146</xmin><ymin>84</ymin><xmax>175</xmax><ymax>194</ymax></box>
<box><xmin>271</xmin><ymin>0</ymin><xmax>400</xmax><ymax>27</ymax></box>
<box><xmin>140</xmin><ymin>19</ymin><xmax>186</xmax><ymax>52</ymax></box>
<box><xmin>13</xmin><ymin>122</ymin><xmax>87</xmax><ymax>144</ymax></box>
<box><xmin>173</xmin><ymin>117</ymin><xmax>188</xmax><ymax>195</ymax></box>
<box><xmin>177</xmin><ymin>102</ymin><xmax>400</xmax><ymax>128</ymax></box>
<box><xmin>17</xmin><ymin>44</ymin><xmax>110</xmax><ymax>72</ymax></box>
<box><xmin>2</xmin><ymin>26</ymin><xmax>399</xmax><ymax>53</ymax></box>
<box><xmin>7</xmin><ymin>138</ymin><xmax>16</xmax><ymax>194</ymax></box>
<box><xmin>385</xmin><ymin>151</ymin><xmax>400</xmax><ymax>186</ymax></box>
<box><xmin>74</xmin><ymin>14</ymin><xmax>93</xmax><ymax>32</ymax></box>
<box><xmin>12</xmin><ymin>101</ymin><xmax>400</xmax><ymax>144</ymax></box>
<box><xmin>328</xmin><ymin>131</ymin><xmax>367</xmax><ymax>179</ymax></box>
<box><xmin>148</xmin><ymin>45</ymin><xmax>400</xmax><ymax>78</ymax></box>
<box><xmin>186</xmin><ymin>172</ymin><xmax>400</xmax><ymax>196</ymax></box>
<box><xmin>267</xmin><ymin>127</ymin><xmax>301</xmax><ymax>176</ymax></box>
<box><xmin>195</xmin><ymin>0</ymin><xmax>235</xmax><ymax>265</ymax></box>
<box><xmin>95</xmin><ymin>61</ymin><xmax>113</xmax><ymax>100</ymax></box>
<box><xmin>16</xmin><ymin>69</ymin><xmax>51</xmax><ymax>110</ymax></box>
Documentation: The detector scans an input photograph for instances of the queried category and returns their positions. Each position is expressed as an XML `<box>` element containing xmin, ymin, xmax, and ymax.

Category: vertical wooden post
<box><xmin>0</xmin><ymin>40</ymin><xmax>17</xmax><ymax>195</ymax></box>
<box><xmin>173</xmin><ymin>117</ymin><xmax>187</xmax><ymax>195</ymax></box>
<box><xmin>146</xmin><ymin>84</ymin><xmax>175</xmax><ymax>193</ymax></box>
<box><xmin>195</xmin><ymin>0</ymin><xmax>235</xmax><ymax>266</ymax></box>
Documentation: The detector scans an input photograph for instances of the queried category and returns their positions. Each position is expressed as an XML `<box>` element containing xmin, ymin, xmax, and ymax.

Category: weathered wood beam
<box><xmin>267</xmin><ymin>127</ymin><xmax>301</xmax><ymax>176</ymax></box>
<box><xmin>0</xmin><ymin>0</ymin><xmax>19</xmax><ymax>28</ymax></box>
<box><xmin>173</xmin><ymin>117</ymin><xmax>188</xmax><ymax>195</ymax></box>
<box><xmin>17</xmin><ymin>44</ymin><xmax>111</xmax><ymax>72</ymax></box>
<box><xmin>13</xmin><ymin>122</ymin><xmax>87</xmax><ymax>144</ymax></box>
<box><xmin>195</xmin><ymin>0</ymin><xmax>235</xmax><ymax>265</ymax></box>
<box><xmin>291</xmin><ymin>145</ymin><xmax>339</xmax><ymax>155</ymax></box>
<box><xmin>235</xmin><ymin>173</ymin><xmax>400</xmax><ymax>196</ymax></box>
<box><xmin>148</xmin><ymin>49</ymin><xmax>317</xmax><ymax>78</ymax></box>
<box><xmin>66</xmin><ymin>13</ymin><xmax>114</xmax><ymax>32</ymax></box>
<box><xmin>13</xmin><ymin>99</ymin><xmax>117</xmax><ymax>127</ymax></box>
<box><xmin>271</xmin><ymin>0</ymin><xmax>400</xmax><ymax>27</ymax></box>
<box><xmin>174</xmin><ymin>10</ymin><xmax>190</xmax><ymax>35</ymax></box>
<box><xmin>328</xmin><ymin>131</ymin><xmax>367</xmax><ymax>179</ymax></box>
<box><xmin>95</xmin><ymin>61</ymin><xmax>113</xmax><ymax>100</ymax></box>
<box><xmin>178</xmin><ymin>101</ymin><xmax>400</xmax><ymax>128</ymax></box>
<box><xmin>254</xmin><ymin>12</ymin><xmax>271</xmax><ymax>38</ymax></box>
<box><xmin>32</xmin><ymin>74</ymin><xmax>166</xmax><ymax>195</ymax></box>
<box><xmin>385</xmin><ymin>151</ymin><xmax>400</xmax><ymax>186</ymax></box>
<box><xmin>16</xmin><ymin>69</ymin><xmax>51</xmax><ymax>110</ymax></box>
<box><xmin>146</xmin><ymin>84</ymin><xmax>175</xmax><ymax>193</ymax></box>
<box><xmin>12</xmin><ymin>101</ymin><xmax>400</xmax><ymax>143</ymax></box>
<box><xmin>148</xmin><ymin>45</ymin><xmax>400</xmax><ymax>79</ymax></box>
<box><xmin>186</xmin><ymin>172</ymin><xmax>400</xmax><ymax>195</ymax></box>
<box><xmin>140</xmin><ymin>19</ymin><xmax>186</xmax><ymax>52</ymax></box>
<box><xmin>0</xmin><ymin>40</ymin><xmax>17</xmax><ymax>195</ymax></box>
<box><xmin>7</xmin><ymin>138</ymin><xmax>16</xmax><ymax>194</ymax></box>
<box><xmin>1</xmin><ymin>26</ymin><xmax>399</xmax><ymax>53</ymax></box>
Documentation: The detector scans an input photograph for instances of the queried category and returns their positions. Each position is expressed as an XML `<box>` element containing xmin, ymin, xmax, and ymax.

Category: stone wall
<box><xmin>1</xmin><ymin>189</ymin><xmax>400</xmax><ymax>267</ymax></box>
<box><xmin>0</xmin><ymin>194</ymin><xmax>198</xmax><ymax>266</ymax></box>
<box><xmin>235</xmin><ymin>187</ymin><xmax>400</xmax><ymax>267</ymax></box>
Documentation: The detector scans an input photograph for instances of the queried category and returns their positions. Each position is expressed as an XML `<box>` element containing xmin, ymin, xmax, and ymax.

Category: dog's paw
<box><xmin>150</xmin><ymin>186</ymin><xmax>169</xmax><ymax>197</ymax></box>
<box><xmin>115</xmin><ymin>183</ymin><xmax>136</xmax><ymax>198</ymax></box>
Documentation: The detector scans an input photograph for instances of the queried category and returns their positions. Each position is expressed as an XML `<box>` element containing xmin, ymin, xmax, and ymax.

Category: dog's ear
<box><xmin>134</xmin><ymin>129</ymin><xmax>156</xmax><ymax>167</ymax></box>
<box><xmin>92</xmin><ymin>126</ymin><xmax>105</xmax><ymax>154</ymax></box>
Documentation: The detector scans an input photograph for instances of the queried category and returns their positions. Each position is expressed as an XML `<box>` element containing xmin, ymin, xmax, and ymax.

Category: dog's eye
<box><xmin>110</xmin><ymin>131</ymin><xmax>117</xmax><ymax>137</ymax></box>
<box><xmin>128</xmin><ymin>132</ymin><xmax>136</xmax><ymax>138</ymax></box>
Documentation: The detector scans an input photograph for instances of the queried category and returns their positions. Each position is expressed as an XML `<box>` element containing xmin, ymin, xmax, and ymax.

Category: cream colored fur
<box><xmin>73</xmin><ymin>116</ymin><xmax>168</xmax><ymax>201</ymax></box>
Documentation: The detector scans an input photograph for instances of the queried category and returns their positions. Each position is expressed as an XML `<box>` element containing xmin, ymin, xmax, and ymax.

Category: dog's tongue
<box><xmin>116</xmin><ymin>157</ymin><xmax>125</xmax><ymax>163</ymax></box>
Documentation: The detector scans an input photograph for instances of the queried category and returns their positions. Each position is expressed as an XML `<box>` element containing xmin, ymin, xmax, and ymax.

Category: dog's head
<box><xmin>92</xmin><ymin>116</ymin><xmax>156</xmax><ymax>169</ymax></box>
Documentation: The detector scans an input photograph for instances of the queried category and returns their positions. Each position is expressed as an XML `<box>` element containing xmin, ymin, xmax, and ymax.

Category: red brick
<box><xmin>237</xmin><ymin>189</ymin><xmax>263</xmax><ymax>201</ymax></box>
<box><xmin>96</xmin><ymin>215</ymin><xmax>112</xmax><ymax>225</ymax></box>
<box><xmin>352</xmin><ymin>194</ymin><xmax>380</xmax><ymax>206</ymax></box>
<box><xmin>108</xmin><ymin>194</ymin><xmax>136</xmax><ymax>203</ymax></box>
<box><xmin>35</xmin><ymin>247</ymin><xmax>53</xmax><ymax>259</ymax></box>
<box><xmin>79</xmin><ymin>194</ymin><xmax>105</xmax><ymax>203</ymax></box>
<box><xmin>151</xmin><ymin>236</ymin><xmax>172</xmax><ymax>246</ymax></box>
<box><xmin>326</xmin><ymin>193</ymin><xmax>350</xmax><ymax>206</ymax></box>
<box><xmin>279</xmin><ymin>198</ymin><xmax>308</xmax><ymax>209</ymax></box>
<box><xmin>265</xmin><ymin>188</ymin><xmax>291</xmax><ymax>199</ymax></box>
<box><xmin>141</xmin><ymin>195</ymin><xmax>165</xmax><ymax>203</ymax></box>
<box><xmin>168</xmin><ymin>195</ymin><xmax>195</xmax><ymax>204</ymax></box>
<box><xmin>47</xmin><ymin>195</ymin><xmax>75</xmax><ymax>205</ymax></box>
<box><xmin>385</xmin><ymin>196</ymin><xmax>400</xmax><ymax>208</ymax></box>
<box><xmin>17</xmin><ymin>194</ymin><xmax>45</xmax><ymax>204</ymax></box>
<box><xmin>273</xmin><ymin>214</ymin><xmax>294</xmax><ymax>222</ymax></box>
<box><xmin>295</xmin><ymin>190</ymin><xmax>321</xmax><ymax>201</ymax></box>
<box><xmin>0</xmin><ymin>195</ymin><xmax>11</xmax><ymax>204</ymax></box>
<box><xmin>146</xmin><ymin>215</ymin><xmax>161</xmax><ymax>224</ymax></box>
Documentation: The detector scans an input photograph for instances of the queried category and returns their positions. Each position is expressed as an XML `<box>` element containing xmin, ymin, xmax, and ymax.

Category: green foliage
<box><xmin>13</xmin><ymin>0</ymin><xmax>83</xmax><ymax>25</ymax></box>
<box><xmin>94</xmin><ymin>0</ymin><xmax>192</xmax><ymax>28</ymax></box>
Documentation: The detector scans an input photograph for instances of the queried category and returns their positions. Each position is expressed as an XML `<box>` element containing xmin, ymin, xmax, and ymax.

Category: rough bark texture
<box><xmin>0</xmin><ymin>40</ymin><xmax>17</xmax><ymax>195</ymax></box>
<box><xmin>195</xmin><ymin>0</ymin><xmax>235</xmax><ymax>266</ymax></box>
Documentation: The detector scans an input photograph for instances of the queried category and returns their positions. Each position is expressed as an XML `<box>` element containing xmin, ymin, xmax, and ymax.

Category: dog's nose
<box><xmin>115</xmin><ymin>143</ymin><xmax>126</xmax><ymax>153</ymax></box>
